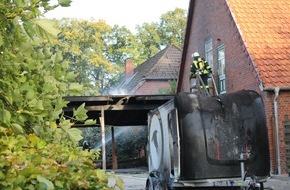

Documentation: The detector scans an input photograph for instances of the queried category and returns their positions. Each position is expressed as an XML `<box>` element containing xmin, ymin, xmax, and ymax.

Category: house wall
<box><xmin>279</xmin><ymin>92</ymin><xmax>290</xmax><ymax>174</ymax></box>
<box><xmin>263</xmin><ymin>91</ymin><xmax>290</xmax><ymax>174</ymax></box>
<box><xmin>183</xmin><ymin>0</ymin><xmax>289</xmax><ymax>174</ymax></box>
<box><xmin>134</xmin><ymin>81</ymin><xmax>170</xmax><ymax>95</ymax></box>
<box><xmin>187</xmin><ymin>0</ymin><xmax>261</xmax><ymax>93</ymax></box>
<box><xmin>263</xmin><ymin>92</ymin><xmax>278</xmax><ymax>174</ymax></box>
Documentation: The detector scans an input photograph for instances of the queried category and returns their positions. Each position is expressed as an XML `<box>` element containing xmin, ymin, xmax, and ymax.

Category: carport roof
<box><xmin>63</xmin><ymin>95</ymin><xmax>173</xmax><ymax>127</ymax></box>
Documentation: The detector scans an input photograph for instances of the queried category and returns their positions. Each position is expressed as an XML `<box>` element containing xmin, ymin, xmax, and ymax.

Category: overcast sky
<box><xmin>45</xmin><ymin>0</ymin><xmax>190</xmax><ymax>31</ymax></box>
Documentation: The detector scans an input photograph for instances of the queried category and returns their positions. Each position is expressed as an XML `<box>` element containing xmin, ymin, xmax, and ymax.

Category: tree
<box><xmin>104</xmin><ymin>25</ymin><xmax>140</xmax><ymax>65</ymax></box>
<box><xmin>135</xmin><ymin>22</ymin><xmax>161</xmax><ymax>61</ymax></box>
<box><xmin>158</xmin><ymin>8</ymin><xmax>187</xmax><ymax>48</ymax></box>
<box><xmin>0</xmin><ymin>1</ymin><xmax>122</xmax><ymax>189</ymax></box>
<box><xmin>102</xmin><ymin>25</ymin><xmax>149</xmax><ymax>92</ymax></box>
<box><xmin>42</xmin><ymin>8</ymin><xmax>187</xmax><ymax>94</ymax></box>
<box><xmin>55</xmin><ymin>18</ymin><xmax>117</xmax><ymax>95</ymax></box>
<box><xmin>134</xmin><ymin>8</ymin><xmax>187</xmax><ymax>63</ymax></box>
<box><xmin>158</xmin><ymin>80</ymin><xmax>177</xmax><ymax>95</ymax></box>
<box><xmin>0</xmin><ymin>1</ymin><xmax>76</xmax><ymax>135</ymax></box>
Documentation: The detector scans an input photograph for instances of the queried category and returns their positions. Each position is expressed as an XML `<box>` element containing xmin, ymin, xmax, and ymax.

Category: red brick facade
<box><xmin>261</xmin><ymin>91</ymin><xmax>290</xmax><ymax>174</ymax></box>
<box><xmin>134</xmin><ymin>81</ymin><xmax>170</xmax><ymax>95</ymax></box>
<box><xmin>180</xmin><ymin>0</ymin><xmax>290</xmax><ymax>174</ymax></box>
<box><xmin>182</xmin><ymin>1</ymin><xmax>261</xmax><ymax>93</ymax></box>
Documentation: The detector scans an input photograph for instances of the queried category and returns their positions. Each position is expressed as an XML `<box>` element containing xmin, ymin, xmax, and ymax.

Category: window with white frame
<box><xmin>217</xmin><ymin>46</ymin><xmax>226</xmax><ymax>94</ymax></box>
<box><xmin>205</xmin><ymin>39</ymin><xmax>213</xmax><ymax>70</ymax></box>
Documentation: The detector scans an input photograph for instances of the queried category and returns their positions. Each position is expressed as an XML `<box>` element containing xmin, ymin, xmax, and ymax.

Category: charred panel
<box><xmin>175</xmin><ymin>90</ymin><xmax>270</xmax><ymax>180</ymax></box>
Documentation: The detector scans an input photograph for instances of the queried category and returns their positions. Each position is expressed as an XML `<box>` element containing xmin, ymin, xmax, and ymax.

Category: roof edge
<box><xmin>225</xmin><ymin>0</ymin><xmax>264</xmax><ymax>88</ymax></box>
<box><xmin>177</xmin><ymin>0</ymin><xmax>195</xmax><ymax>92</ymax></box>
<box><xmin>146</xmin><ymin>44</ymin><xmax>177</xmax><ymax>76</ymax></box>
<box><xmin>263</xmin><ymin>86</ymin><xmax>290</xmax><ymax>91</ymax></box>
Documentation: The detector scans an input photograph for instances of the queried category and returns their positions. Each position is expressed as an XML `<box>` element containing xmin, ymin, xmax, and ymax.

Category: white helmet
<box><xmin>192</xmin><ymin>52</ymin><xmax>199</xmax><ymax>58</ymax></box>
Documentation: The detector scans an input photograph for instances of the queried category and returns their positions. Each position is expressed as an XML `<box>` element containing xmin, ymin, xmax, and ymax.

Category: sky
<box><xmin>45</xmin><ymin>0</ymin><xmax>190</xmax><ymax>31</ymax></box>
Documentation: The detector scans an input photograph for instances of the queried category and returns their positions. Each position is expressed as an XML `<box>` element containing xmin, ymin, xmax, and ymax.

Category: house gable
<box><xmin>179</xmin><ymin>0</ymin><xmax>262</xmax><ymax>93</ymax></box>
<box><xmin>179</xmin><ymin>0</ymin><xmax>290</xmax><ymax>175</ymax></box>
<box><xmin>114</xmin><ymin>44</ymin><xmax>182</xmax><ymax>95</ymax></box>
<box><xmin>178</xmin><ymin>0</ymin><xmax>290</xmax><ymax>92</ymax></box>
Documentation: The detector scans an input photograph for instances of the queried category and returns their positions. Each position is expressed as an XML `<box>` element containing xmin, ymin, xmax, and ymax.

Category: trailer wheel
<box><xmin>248</xmin><ymin>183</ymin><xmax>264</xmax><ymax>190</ymax></box>
<box><xmin>146</xmin><ymin>171</ymin><xmax>168</xmax><ymax>190</ymax></box>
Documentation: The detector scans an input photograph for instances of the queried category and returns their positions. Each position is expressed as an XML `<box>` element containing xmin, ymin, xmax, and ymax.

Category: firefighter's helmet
<box><xmin>192</xmin><ymin>52</ymin><xmax>200</xmax><ymax>58</ymax></box>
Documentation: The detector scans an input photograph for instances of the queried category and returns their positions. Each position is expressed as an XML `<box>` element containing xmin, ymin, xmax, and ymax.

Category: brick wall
<box><xmin>278</xmin><ymin>92</ymin><xmax>290</xmax><ymax>174</ymax></box>
<box><xmin>187</xmin><ymin>0</ymin><xmax>261</xmax><ymax>93</ymax></box>
<box><xmin>262</xmin><ymin>92</ymin><xmax>274</xmax><ymax>173</ymax></box>
<box><xmin>261</xmin><ymin>91</ymin><xmax>290</xmax><ymax>174</ymax></box>
<box><xmin>182</xmin><ymin>0</ymin><xmax>290</xmax><ymax>174</ymax></box>
<box><xmin>134</xmin><ymin>81</ymin><xmax>170</xmax><ymax>95</ymax></box>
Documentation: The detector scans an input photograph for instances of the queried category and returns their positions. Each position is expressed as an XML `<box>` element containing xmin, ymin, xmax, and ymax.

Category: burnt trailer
<box><xmin>146</xmin><ymin>90</ymin><xmax>270</xmax><ymax>190</ymax></box>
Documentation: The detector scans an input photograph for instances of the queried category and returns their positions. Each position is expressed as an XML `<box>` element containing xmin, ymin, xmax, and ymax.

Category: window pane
<box><xmin>205</xmin><ymin>39</ymin><xmax>213</xmax><ymax>69</ymax></box>
<box><xmin>217</xmin><ymin>46</ymin><xmax>226</xmax><ymax>94</ymax></box>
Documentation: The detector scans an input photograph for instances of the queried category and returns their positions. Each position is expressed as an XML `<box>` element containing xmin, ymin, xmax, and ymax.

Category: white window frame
<box><xmin>217</xmin><ymin>45</ymin><xmax>226</xmax><ymax>94</ymax></box>
<box><xmin>205</xmin><ymin>39</ymin><xmax>213</xmax><ymax>70</ymax></box>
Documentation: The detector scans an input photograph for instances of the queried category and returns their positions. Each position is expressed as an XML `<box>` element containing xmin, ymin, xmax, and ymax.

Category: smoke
<box><xmin>108</xmin><ymin>88</ymin><xmax>128</xmax><ymax>96</ymax></box>
<box><xmin>93</xmin><ymin>127</ymin><xmax>129</xmax><ymax>149</ymax></box>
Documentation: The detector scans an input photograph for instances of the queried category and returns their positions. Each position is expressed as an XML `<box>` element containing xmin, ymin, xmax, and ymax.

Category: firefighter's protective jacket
<box><xmin>191</xmin><ymin>57</ymin><xmax>212</xmax><ymax>76</ymax></box>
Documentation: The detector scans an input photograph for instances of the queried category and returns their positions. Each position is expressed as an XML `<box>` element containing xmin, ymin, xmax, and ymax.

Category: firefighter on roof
<box><xmin>190</xmin><ymin>52</ymin><xmax>212</xmax><ymax>92</ymax></box>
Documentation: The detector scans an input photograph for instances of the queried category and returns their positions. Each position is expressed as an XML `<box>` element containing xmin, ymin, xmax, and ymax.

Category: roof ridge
<box><xmin>145</xmin><ymin>44</ymin><xmax>175</xmax><ymax>78</ymax></box>
<box><xmin>134</xmin><ymin>46</ymin><xmax>166</xmax><ymax>72</ymax></box>
<box><xmin>112</xmin><ymin>44</ymin><xmax>181</xmax><ymax>94</ymax></box>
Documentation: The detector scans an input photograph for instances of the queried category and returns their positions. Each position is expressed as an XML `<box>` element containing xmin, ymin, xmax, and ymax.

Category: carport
<box><xmin>63</xmin><ymin>95</ymin><xmax>173</xmax><ymax>169</ymax></box>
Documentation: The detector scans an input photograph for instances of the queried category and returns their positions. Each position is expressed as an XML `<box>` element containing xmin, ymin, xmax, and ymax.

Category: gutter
<box><xmin>177</xmin><ymin>0</ymin><xmax>195</xmax><ymax>93</ymax></box>
<box><xmin>263</xmin><ymin>86</ymin><xmax>290</xmax><ymax>175</ymax></box>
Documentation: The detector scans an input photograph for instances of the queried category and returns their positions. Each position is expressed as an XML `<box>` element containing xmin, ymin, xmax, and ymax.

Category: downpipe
<box><xmin>263</xmin><ymin>86</ymin><xmax>290</xmax><ymax>175</ymax></box>
<box><xmin>274</xmin><ymin>88</ymin><xmax>281</xmax><ymax>175</ymax></box>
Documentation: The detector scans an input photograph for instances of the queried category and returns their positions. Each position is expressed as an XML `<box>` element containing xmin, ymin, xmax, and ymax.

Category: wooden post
<box><xmin>100</xmin><ymin>106</ymin><xmax>106</xmax><ymax>170</ymax></box>
<box><xmin>111</xmin><ymin>126</ymin><xmax>118</xmax><ymax>169</ymax></box>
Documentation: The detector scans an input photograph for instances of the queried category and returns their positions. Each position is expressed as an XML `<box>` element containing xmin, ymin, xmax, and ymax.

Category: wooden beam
<box><xmin>111</xmin><ymin>127</ymin><xmax>118</xmax><ymax>169</ymax></box>
<box><xmin>100</xmin><ymin>107</ymin><xmax>106</xmax><ymax>170</ymax></box>
<box><xmin>63</xmin><ymin>104</ymin><xmax>160</xmax><ymax>111</ymax></box>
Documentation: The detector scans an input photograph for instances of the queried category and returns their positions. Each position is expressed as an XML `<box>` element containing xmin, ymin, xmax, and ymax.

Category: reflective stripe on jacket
<box><xmin>192</xmin><ymin>58</ymin><xmax>211</xmax><ymax>75</ymax></box>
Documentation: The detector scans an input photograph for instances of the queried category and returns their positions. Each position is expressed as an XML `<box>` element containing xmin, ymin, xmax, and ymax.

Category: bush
<box><xmin>0</xmin><ymin>127</ymin><xmax>123</xmax><ymax>189</ymax></box>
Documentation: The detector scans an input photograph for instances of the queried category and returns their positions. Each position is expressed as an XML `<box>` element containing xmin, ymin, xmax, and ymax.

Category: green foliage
<box><xmin>0</xmin><ymin>1</ymin><xmax>122</xmax><ymax>189</ymax></box>
<box><xmin>158</xmin><ymin>8</ymin><xmax>187</xmax><ymax>47</ymax></box>
<box><xmin>158</xmin><ymin>80</ymin><xmax>177</xmax><ymax>95</ymax></box>
<box><xmin>104</xmin><ymin>25</ymin><xmax>136</xmax><ymax>65</ymax></box>
<box><xmin>54</xmin><ymin>18</ymin><xmax>117</xmax><ymax>95</ymax></box>
<box><xmin>135</xmin><ymin>22</ymin><xmax>161</xmax><ymax>60</ymax></box>
<box><xmin>44</xmin><ymin>8</ymin><xmax>186</xmax><ymax>94</ymax></box>
<box><xmin>58</xmin><ymin>0</ymin><xmax>72</xmax><ymax>7</ymax></box>
<box><xmin>104</xmin><ymin>25</ymin><xmax>147</xmax><ymax>66</ymax></box>
<box><xmin>81</xmin><ymin>126</ymin><xmax>147</xmax><ymax>168</ymax></box>
<box><xmin>112</xmin><ymin>127</ymin><xmax>147</xmax><ymax>162</ymax></box>
<box><xmin>102</xmin><ymin>25</ymin><xmax>147</xmax><ymax>92</ymax></box>
<box><xmin>0</xmin><ymin>127</ymin><xmax>123</xmax><ymax>190</ymax></box>
<box><xmin>0</xmin><ymin>1</ymin><xmax>76</xmax><ymax>136</ymax></box>
<box><xmin>134</xmin><ymin>8</ymin><xmax>187</xmax><ymax>62</ymax></box>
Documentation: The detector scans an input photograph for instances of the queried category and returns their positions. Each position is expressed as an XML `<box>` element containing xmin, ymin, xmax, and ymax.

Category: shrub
<box><xmin>0</xmin><ymin>127</ymin><xmax>123</xmax><ymax>189</ymax></box>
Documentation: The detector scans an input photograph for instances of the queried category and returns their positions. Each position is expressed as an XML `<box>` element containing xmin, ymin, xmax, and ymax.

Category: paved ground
<box><xmin>108</xmin><ymin>168</ymin><xmax>147</xmax><ymax>190</ymax></box>
<box><xmin>264</xmin><ymin>175</ymin><xmax>290</xmax><ymax>190</ymax></box>
<box><xmin>116</xmin><ymin>173</ymin><xmax>147</xmax><ymax>190</ymax></box>
<box><xmin>109</xmin><ymin>168</ymin><xmax>290</xmax><ymax>190</ymax></box>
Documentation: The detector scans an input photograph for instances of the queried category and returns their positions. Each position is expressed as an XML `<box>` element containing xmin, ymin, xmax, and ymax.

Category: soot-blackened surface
<box><xmin>175</xmin><ymin>90</ymin><xmax>270</xmax><ymax>180</ymax></box>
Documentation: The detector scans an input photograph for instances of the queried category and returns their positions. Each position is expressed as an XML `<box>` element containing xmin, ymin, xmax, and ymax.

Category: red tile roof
<box><xmin>114</xmin><ymin>44</ymin><xmax>182</xmax><ymax>94</ymax></box>
<box><xmin>227</xmin><ymin>0</ymin><xmax>290</xmax><ymax>87</ymax></box>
